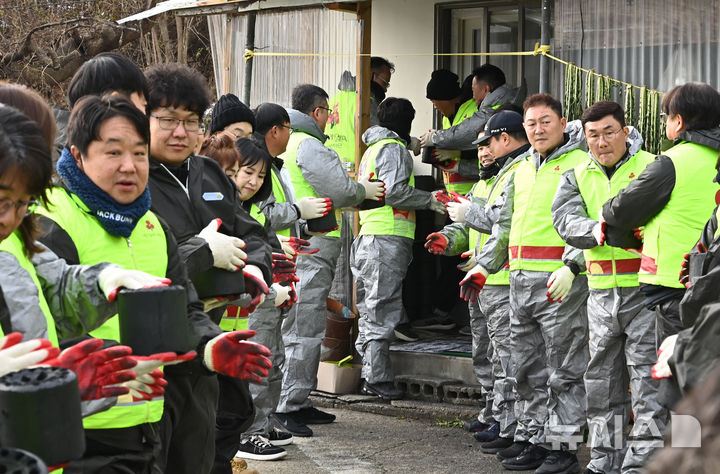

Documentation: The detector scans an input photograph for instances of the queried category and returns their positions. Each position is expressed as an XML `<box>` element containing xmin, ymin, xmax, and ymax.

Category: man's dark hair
<box><xmin>662</xmin><ymin>82</ymin><xmax>720</xmax><ymax>131</ymax></box>
<box><xmin>67</xmin><ymin>95</ymin><xmax>149</xmax><ymax>156</ymax></box>
<box><xmin>523</xmin><ymin>93</ymin><xmax>563</xmax><ymax>119</ymax></box>
<box><xmin>254</xmin><ymin>103</ymin><xmax>290</xmax><ymax>135</ymax></box>
<box><xmin>581</xmin><ymin>101</ymin><xmax>626</xmax><ymax>128</ymax></box>
<box><xmin>377</xmin><ymin>97</ymin><xmax>415</xmax><ymax>141</ymax></box>
<box><xmin>472</xmin><ymin>64</ymin><xmax>506</xmax><ymax>91</ymax></box>
<box><xmin>291</xmin><ymin>84</ymin><xmax>329</xmax><ymax>116</ymax></box>
<box><xmin>67</xmin><ymin>53</ymin><xmax>148</xmax><ymax>109</ymax></box>
<box><xmin>145</xmin><ymin>63</ymin><xmax>211</xmax><ymax>118</ymax></box>
<box><xmin>371</xmin><ymin>57</ymin><xmax>395</xmax><ymax>74</ymax></box>
<box><xmin>0</xmin><ymin>105</ymin><xmax>53</xmax><ymax>256</ymax></box>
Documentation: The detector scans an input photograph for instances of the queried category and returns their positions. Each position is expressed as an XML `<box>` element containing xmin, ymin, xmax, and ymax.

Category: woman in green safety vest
<box><xmin>203</xmin><ymin>135</ymin><xmax>299</xmax><ymax>458</ymax></box>
<box><xmin>352</xmin><ymin>97</ymin><xmax>446</xmax><ymax>402</ymax></box>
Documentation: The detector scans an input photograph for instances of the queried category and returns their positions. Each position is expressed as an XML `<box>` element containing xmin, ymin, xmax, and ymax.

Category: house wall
<box><xmin>371</xmin><ymin>0</ymin><xmax>439</xmax><ymax>175</ymax></box>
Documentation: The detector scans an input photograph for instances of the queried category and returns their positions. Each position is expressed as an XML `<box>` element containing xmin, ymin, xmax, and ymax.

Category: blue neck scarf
<box><xmin>56</xmin><ymin>148</ymin><xmax>152</xmax><ymax>238</ymax></box>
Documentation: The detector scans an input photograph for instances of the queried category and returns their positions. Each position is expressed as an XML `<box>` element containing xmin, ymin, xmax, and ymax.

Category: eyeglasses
<box><xmin>277</xmin><ymin>124</ymin><xmax>295</xmax><ymax>131</ymax></box>
<box><xmin>374</xmin><ymin>73</ymin><xmax>390</xmax><ymax>88</ymax></box>
<box><xmin>660</xmin><ymin>112</ymin><xmax>668</xmax><ymax>124</ymax></box>
<box><xmin>150</xmin><ymin>114</ymin><xmax>201</xmax><ymax>132</ymax></box>
<box><xmin>0</xmin><ymin>197</ymin><xmax>38</xmax><ymax>217</ymax></box>
<box><xmin>315</xmin><ymin>106</ymin><xmax>332</xmax><ymax>113</ymax></box>
<box><xmin>586</xmin><ymin>128</ymin><xmax>623</xmax><ymax>143</ymax></box>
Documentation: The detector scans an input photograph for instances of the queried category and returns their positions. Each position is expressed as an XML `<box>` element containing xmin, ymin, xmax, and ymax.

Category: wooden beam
<box><xmin>327</xmin><ymin>2</ymin><xmax>358</xmax><ymax>13</ymax></box>
<box><xmin>354</xmin><ymin>1</ymin><xmax>371</xmax><ymax>180</ymax></box>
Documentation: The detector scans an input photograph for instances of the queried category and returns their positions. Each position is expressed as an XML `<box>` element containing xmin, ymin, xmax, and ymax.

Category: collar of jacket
<box><xmin>678</xmin><ymin>127</ymin><xmax>720</xmax><ymax>150</ymax></box>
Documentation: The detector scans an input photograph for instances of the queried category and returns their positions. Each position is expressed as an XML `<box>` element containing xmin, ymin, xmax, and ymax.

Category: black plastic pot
<box><xmin>117</xmin><ymin>285</ymin><xmax>194</xmax><ymax>356</ymax></box>
<box><xmin>0</xmin><ymin>367</ymin><xmax>84</xmax><ymax>467</ymax></box>
<box><xmin>193</xmin><ymin>267</ymin><xmax>246</xmax><ymax>299</ymax></box>
<box><xmin>0</xmin><ymin>447</ymin><xmax>48</xmax><ymax>473</ymax></box>
<box><xmin>421</xmin><ymin>146</ymin><xmax>438</xmax><ymax>165</ymax></box>
<box><xmin>307</xmin><ymin>206</ymin><xmax>338</xmax><ymax>232</ymax></box>
<box><xmin>358</xmin><ymin>179</ymin><xmax>385</xmax><ymax>210</ymax></box>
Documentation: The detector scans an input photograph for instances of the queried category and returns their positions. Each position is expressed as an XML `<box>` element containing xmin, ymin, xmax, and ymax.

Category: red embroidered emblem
<box><xmin>145</xmin><ymin>220</ymin><xmax>154</xmax><ymax>230</ymax></box>
<box><xmin>553</xmin><ymin>165</ymin><xmax>560</xmax><ymax>171</ymax></box>
<box><xmin>629</xmin><ymin>172</ymin><xmax>635</xmax><ymax>178</ymax></box>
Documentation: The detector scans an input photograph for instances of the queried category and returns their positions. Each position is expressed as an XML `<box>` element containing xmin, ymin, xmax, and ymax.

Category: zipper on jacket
<box><xmin>126</xmin><ymin>238</ymin><xmax>138</xmax><ymax>269</ymax></box>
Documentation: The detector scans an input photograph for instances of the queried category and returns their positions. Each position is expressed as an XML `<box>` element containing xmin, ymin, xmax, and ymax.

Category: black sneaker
<box><xmin>501</xmin><ymin>444</ymin><xmax>548</xmax><ymax>471</ymax></box>
<box><xmin>272</xmin><ymin>413</ymin><xmax>313</xmax><ymax>437</ymax></box>
<box><xmin>268</xmin><ymin>427</ymin><xmax>293</xmax><ymax>446</ymax></box>
<box><xmin>411</xmin><ymin>315</ymin><xmax>456</xmax><ymax>330</ymax></box>
<box><xmin>360</xmin><ymin>380</ymin><xmax>404</xmax><ymax>400</ymax></box>
<box><xmin>535</xmin><ymin>450</ymin><xmax>580</xmax><ymax>474</ymax></box>
<box><xmin>473</xmin><ymin>422</ymin><xmax>500</xmax><ymax>442</ymax></box>
<box><xmin>294</xmin><ymin>406</ymin><xmax>336</xmax><ymax>424</ymax></box>
<box><xmin>463</xmin><ymin>419</ymin><xmax>490</xmax><ymax>433</ymax></box>
<box><xmin>496</xmin><ymin>441</ymin><xmax>531</xmax><ymax>461</ymax></box>
<box><xmin>479</xmin><ymin>437</ymin><xmax>513</xmax><ymax>454</ymax></box>
<box><xmin>236</xmin><ymin>435</ymin><xmax>287</xmax><ymax>461</ymax></box>
<box><xmin>394</xmin><ymin>323</ymin><xmax>420</xmax><ymax>342</ymax></box>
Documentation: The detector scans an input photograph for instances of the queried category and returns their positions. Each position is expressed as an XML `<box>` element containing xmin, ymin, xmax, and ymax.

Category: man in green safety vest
<box><xmin>351</xmin><ymin>98</ymin><xmax>445</xmax><ymax>401</ymax></box>
<box><xmin>420</xmin><ymin>64</ymin><xmax>525</xmax><ymax>153</ymax></box>
<box><xmin>436</xmin><ymin>111</ymin><xmax>530</xmax><ymax>453</ymax></box>
<box><xmin>460</xmin><ymin>94</ymin><xmax>589</xmax><ymax>473</ymax></box>
<box><xmin>275</xmin><ymin>84</ymin><xmax>385</xmax><ymax>437</ymax></box>
<box><xmin>600</xmin><ymin>82</ymin><xmax>720</xmax><ymax>409</ymax></box>
<box><xmin>553</xmin><ymin>101</ymin><xmax>666</xmax><ymax>474</ymax></box>
<box><xmin>37</xmin><ymin>95</ymin><xmax>272</xmax><ymax>474</ymax></box>
<box><xmin>326</xmin><ymin>57</ymin><xmax>398</xmax><ymax>169</ymax></box>
<box><xmin>424</xmin><ymin>69</ymin><xmax>480</xmax><ymax>194</ymax></box>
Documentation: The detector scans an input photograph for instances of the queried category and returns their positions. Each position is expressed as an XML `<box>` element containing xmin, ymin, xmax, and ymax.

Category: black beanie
<box><xmin>209</xmin><ymin>93</ymin><xmax>255</xmax><ymax>134</ymax></box>
<box><xmin>426</xmin><ymin>69</ymin><xmax>461</xmax><ymax>100</ymax></box>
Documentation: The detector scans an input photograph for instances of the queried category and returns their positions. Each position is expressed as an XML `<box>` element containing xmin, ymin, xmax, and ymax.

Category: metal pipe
<box><xmin>539</xmin><ymin>0</ymin><xmax>552</xmax><ymax>93</ymax></box>
<box><xmin>242</xmin><ymin>12</ymin><xmax>257</xmax><ymax>106</ymax></box>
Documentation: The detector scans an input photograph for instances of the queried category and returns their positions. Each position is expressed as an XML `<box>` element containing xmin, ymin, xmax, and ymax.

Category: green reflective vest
<box><xmin>269</xmin><ymin>171</ymin><xmax>290</xmax><ymax>237</ymax></box>
<box><xmin>574</xmin><ymin>150</ymin><xmax>655</xmax><ymax>289</ymax></box>
<box><xmin>282</xmin><ymin>132</ymin><xmax>342</xmax><ymax>238</ymax></box>
<box><xmin>36</xmin><ymin>187</ymin><xmax>167</xmax><ymax>430</ymax></box>
<box><xmin>509</xmin><ymin>148</ymin><xmax>587</xmax><ymax>272</ymax></box>
<box><xmin>441</xmin><ymin>99</ymin><xmax>480</xmax><ymax>195</ymax></box>
<box><xmin>358</xmin><ymin>138</ymin><xmax>416</xmax><ymax>238</ymax></box>
<box><xmin>640</xmin><ymin>141</ymin><xmax>720</xmax><ymax>288</ymax></box>
<box><xmin>325</xmin><ymin>90</ymin><xmax>357</xmax><ymax>166</ymax></box>
<box><xmin>0</xmin><ymin>230</ymin><xmax>59</xmax><ymax>346</ymax></box>
<box><xmin>477</xmin><ymin>160</ymin><xmax>522</xmax><ymax>285</ymax></box>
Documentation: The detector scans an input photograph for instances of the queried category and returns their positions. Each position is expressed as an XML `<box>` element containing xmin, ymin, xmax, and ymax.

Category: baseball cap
<box><xmin>472</xmin><ymin>110</ymin><xmax>524</xmax><ymax>145</ymax></box>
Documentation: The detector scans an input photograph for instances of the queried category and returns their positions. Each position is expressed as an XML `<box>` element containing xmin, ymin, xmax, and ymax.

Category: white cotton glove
<box><xmin>652</xmin><ymin>334</ymin><xmax>678</xmax><ymax>380</ymax></box>
<box><xmin>420</xmin><ymin>130</ymin><xmax>436</xmax><ymax>148</ymax></box>
<box><xmin>429</xmin><ymin>190</ymin><xmax>448</xmax><ymax>214</ymax></box>
<box><xmin>447</xmin><ymin>196</ymin><xmax>471</xmax><ymax>223</ymax></box>
<box><xmin>408</xmin><ymin>137</ymin><xmax>422</xmax><ymax>156</ymax></box>
<box><xmin>296</xmin><ymin>197</ymin><xmax>332</xmax><ymax>220</ymax></box>
<box><xmin>276</xmin><ymin>234</ymin><xmax>296</xmax><ymax>259</ymax></box>
<box><xmin>243</xmin><ymin>264</ymin><xmax>268</xmax><ymax>310</ymax></box>
<box><xmin>592</xmin><ymin>222</ymin><xmax>606</xmax><ymax>246</ymax></box>
<box><xmin>546</xmin><ymin>265</ymin><xmax>575</xmax><ymax>303</ymax></box>
<box><xmin>272</xmin><ymin>283</ymin><xmax>291</xmax><ymax>307</ymax></box>
<box><xmin>98</xmin><ymin>266</ymin><xmax>172</xmax><ymax>302</ymax></box>
<box><xmin>0</xmin><ymin>333</ymin><xmax>59</xmax><ymax>377</ymax></box>
<box><xmin>458</xmin><ymin>250</ymin><xmax>477</xmax><ymax>272</ymax></box>
<box><xmin>198</xmin><ymin>218</ymin><xmax>247</xmax><ymax>272</ymax></box>
<box><xmin>358</xmin><ymin>173</ymin><xmax>386</xmax><ymax>201</ymax></box>
<box><xmin>203</xmin><ymin>297</ymin><xmax>232</xmax><ymax>312</ymax></box>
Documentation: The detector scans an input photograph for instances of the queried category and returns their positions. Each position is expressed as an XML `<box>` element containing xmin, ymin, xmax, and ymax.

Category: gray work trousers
<box><xmin>468</xmin><ymin>299</ymin><xmax>495</xmax><ymax>425</ymax></box>
<box><xmin>278</xmin><ymin>236</ymin><xmax>342</xmax><ymax>413</ymax></box>
<box><xmin>351</xmin><ymin>235</ymin><xmax>413</xmax><ymax>383</ymax></box>
<box><xmin>585</xmin><ymin>287</ymin><xmax>667</xmax><ymax>474</ymax></box>
<box><xmin>478</xmin><ymin>284</ymin><xmax>517</xmax><ymax>438</ymax></box>
<box><xmin>509</xmin><ymin>269</ymin><xmax>589</xmax><ymax>449</ymax></box>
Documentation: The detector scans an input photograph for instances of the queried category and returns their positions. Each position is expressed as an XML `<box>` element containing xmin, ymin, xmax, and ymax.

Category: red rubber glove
<box><xmin>272</xmin><ymin>253</ymin><xmax>299</xmax><ymax>283</ymax></box>
<box><xmin>123</xmin><ymin>369</ymin><xmax>168</xmax><ymax>401</ymax></box>
<box><xmin>45</xmin><ymin>339</ymin><xmax>136</xmax><ymax>401</ymax></box>
<box><xmin>243</xmin><ymin>265</ymin><xmax>270</xmax><ymax>313</ymax></box>
<box><xmin>0</xmin><ymin>333</ymin><xmax>60</xmax><ymax>377</ymax></box>
<box><xmin>425</xmin><ymin>233</ymin><xmax>449</xmax><ymax>255</ymax></box>
<box><xmin>680</xmin><ymin>242</ymin><xmax>707</xmax><ymax>288</ymax></box>
<box><xmin>459</xmin><ymin>266</ymin><xmax>489</xmax><ymax>302</ymax></box>
<box><xmin>279</xmin><ymin>282</ymin><xmax>298</xmax><ymax>309</ymax></box>
<box><xmin>128</xmin><ymin>351</ymin><xmax>197</xmax><ymax>378</ymax></box>
<box><xmin>203</xmin><ymin>330</ymin><xmax>272</xmax><ymax>382</ymax></box>
<box><xmin>287</xmin><ymin>237</ymin><xmax>319</xmax><ymax>256</ymax></box>
<box><xmin>592</xmin><ymin>221</ymin><xmax>607</xmax><ymax>246</ymax></box>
